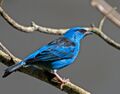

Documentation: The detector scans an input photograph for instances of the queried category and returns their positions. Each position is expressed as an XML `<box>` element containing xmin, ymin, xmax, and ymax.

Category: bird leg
<box><xmin>53</xmin><ymin>70</ymin><xmax>69</xmax><ymax>89</ymax></box>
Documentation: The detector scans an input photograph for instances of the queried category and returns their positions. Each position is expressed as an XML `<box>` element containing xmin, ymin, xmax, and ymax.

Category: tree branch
<box><xmin>91</xmin><ymin>27</ymin><xmax>120</xmax><ymax>50</ymax></box>
<box><xmin>0</xmin><ymin>42</ymin><xmax>15</xmax><ymax>59</ymax></box>
<box><xmin>88</xmin><ymin>12</ymin><xmax>120</xmax><ymax>50</ymax></box>
<box><xmin>0</xmin><ymin>50</ymin><xmax>90</xmax><ymax>94</ymax></box>
<box><xmin>0</xmin><ymin>4</ymin><xmax>120</xmax><ymax>50</ymax></box>
<box><xmin>0</xmin><ymin>6</ymin><xmax>67</xmax><ymax>35</ymax></box>
<box><xmin>91</xmin><ymin>0</ymin><xmax>120</xmax><ymax>28</ymax></box>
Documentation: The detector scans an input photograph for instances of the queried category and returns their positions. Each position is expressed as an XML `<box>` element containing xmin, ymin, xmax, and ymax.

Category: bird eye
<box><xmin>78</xmin><ymin>29</ymin><xmax>87</xmax><ymax>33</ymax></box>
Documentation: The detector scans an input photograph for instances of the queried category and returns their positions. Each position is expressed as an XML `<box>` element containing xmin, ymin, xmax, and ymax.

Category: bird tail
<box><xmin>2</xmin><ymin>62</ymin><xmax>25</xmax><ymax>78</ymax></box>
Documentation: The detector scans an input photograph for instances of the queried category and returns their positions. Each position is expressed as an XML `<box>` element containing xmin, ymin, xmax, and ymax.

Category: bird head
<box><xmin>64</xmin><ymin>27</ymin><xmax>92</xmax><ymax>41</ymax></box>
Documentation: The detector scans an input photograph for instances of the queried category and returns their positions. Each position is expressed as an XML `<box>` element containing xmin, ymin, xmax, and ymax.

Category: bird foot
<box><xmin>61</xmin><ymin>78</ymin><xmax>70</xmax><ymax>83</ymax></box>
<box><xmin>57</xmin><ymin>78</ymin><xmax>70</xmax><ymax>89</ymax></box>
<box><xmin>52</xmin><ymin>70</ymin><xmax>70</xmax><ymax>89</ymax></box>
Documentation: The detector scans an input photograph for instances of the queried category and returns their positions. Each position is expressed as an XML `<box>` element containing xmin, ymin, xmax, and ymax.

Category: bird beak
<box><xmin>83</xmin><ymin>27</ymin><xmax>93</xmax><ymax>35</ymax></box>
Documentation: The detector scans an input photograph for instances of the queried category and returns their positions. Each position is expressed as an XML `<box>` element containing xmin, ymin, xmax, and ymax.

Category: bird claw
<box><xmin>52</xmin><ymin>70</ymin><xmax>70</xmax><ymax>89</ymax></box>
<box><xmin>61</xmin><ymin>78</ymin><xmax>70</xmax><ymax>83</ymax></box>
<box><xmin>59</xmin><ymin>78</ymin><xmax>70</xmax><ymax>89</ymax></box>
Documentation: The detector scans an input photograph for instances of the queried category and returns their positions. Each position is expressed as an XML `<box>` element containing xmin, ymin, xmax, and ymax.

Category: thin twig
<box><xmin>91</xmin><ymin>27</ymin><xmax>120</xmax><ymax>50</ymax></box>
<box><xmin>0</xmin><ymin>42</ymin><xmax>15</xmax><ymax>59</ymax></box>
<box><xmin>99</xmin><ymin>7</ymin><xmax>117</xmax><ymax>31</ymax></box>
<box><xmin>89</xmin><ymin>15</ymin><xmax>120</xmax><ymax>50</ymax></box>
<box><xmin>0</xmin><ymin>6</ymin><xmax>67</xmax><ymax>35</ymax></box>
<box><xmin>90</xmin><ymin>7</ymin><xmax>120</xmax><ymax>50</ymax></box>
<box><xmin>99</xmin><ymin>16</ymin><xmax>106</xmax><ymax>31</ymax></box>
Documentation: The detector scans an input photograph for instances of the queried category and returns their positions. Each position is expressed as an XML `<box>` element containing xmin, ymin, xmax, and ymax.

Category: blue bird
<box><xmin>3</xmin><ymin>27</ymin><xmax>92</xmax><ymax>83</ymax></box>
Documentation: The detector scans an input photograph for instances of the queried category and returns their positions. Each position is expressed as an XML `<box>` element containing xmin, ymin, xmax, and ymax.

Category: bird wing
<box><xmin>24</xmin><ymin>37</ymin><xmax>76</xmax><ymax>63</ymax></box>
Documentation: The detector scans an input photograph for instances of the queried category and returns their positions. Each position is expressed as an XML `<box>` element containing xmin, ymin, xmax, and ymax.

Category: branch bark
<box><xmin>0</xmin><ymin>6</ymin><xmax>67</xmax><ymax>35</ymax></box>
<box><xmin>0</xmin><ymin>50</ymin><xmax>90</xmax><ymax>94</ymax></box>
<box><xmin>89</xmin><ymin>14</ymin><xmax>120</xmax><ymax>50</ymax></box>
<box><xmin>90</xmin><ymin>27</ymin><xmax>120</xmax><ymax>50</ymax></box>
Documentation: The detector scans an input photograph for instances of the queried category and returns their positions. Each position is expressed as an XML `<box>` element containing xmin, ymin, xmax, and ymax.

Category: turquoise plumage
<box><xmin>3</xmin><ymin>27</ymin><xmax>91</xmax><ymax>83</ymax></box>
